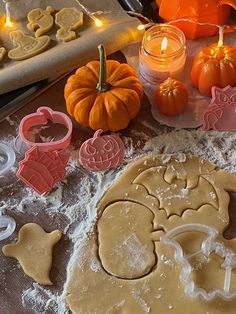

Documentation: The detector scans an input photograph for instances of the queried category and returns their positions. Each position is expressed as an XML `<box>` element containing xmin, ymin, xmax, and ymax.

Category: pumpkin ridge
<box><xmin>66</xmin><ymin>89</ymin><xmax>97</xmax><ymax>116</ymax></box>
<box><xmin>104</xmin><ymin>93</ymin><xmax>131</xmax><ymax>131</ymax></box>
<box><xmin>74</xmin><ymin>94</ymin><xmax>97</xmax><ymax>126</ymax></box>
<box><xmin>109</xmin><ymin>88</ymin><xmax>141</xmax><ymax>119</ymax></box>
<box><xmin>110</xmin><ymin>77</ymin><xmax>143</xmax><ymax>100</ymax></box>
<box><xmin>109</xmin><ymin>63</ymin><xmax>136</xmax><ymax>82</ymax></box>
<box><xmin>85</xmin><ymin>61</ymin><xmax>100</xmax><ymax>80</ymax></box>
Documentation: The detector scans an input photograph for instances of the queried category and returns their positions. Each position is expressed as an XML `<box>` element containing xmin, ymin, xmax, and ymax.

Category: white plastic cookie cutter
<box><xmin>161</xmin><ymin>224</ymin><xmax>236</xmax><ymax>301</ymax></box>
<box><xmin>0</xmin><ymin>143</ymin><xmax>16</xmax><ymax>176</ymax></box>
<box><xmin>0</xmin><ymin>215</ymin><xmax>16</xmax><ymax>241</ymax></box>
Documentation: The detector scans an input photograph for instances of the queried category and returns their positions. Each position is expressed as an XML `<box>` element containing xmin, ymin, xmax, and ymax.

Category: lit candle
<box><xmin>139</xmin><ymin>24</ymin><xmax>186</xmax><ymax>83</ymax></box>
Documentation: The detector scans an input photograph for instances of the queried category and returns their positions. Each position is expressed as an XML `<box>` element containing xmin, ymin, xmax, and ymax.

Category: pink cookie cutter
<box><xmin>17</xmin><ymin>146</ymin><xmax>70</xmax><ymax>195</ymax></box>
<box><xmin>203</xmin><ymin>86</ymin><xmax>236</xmax><ymax>131</ymax></box>
<box><xmin>79</xmin><ymin>129</ymin><xmax>125</xmax><ymax>171</ymax></box>
<box><xmin>19</xmin><ymin>107</ymin><xmax>73</xmax><ymax>152</ymax></box>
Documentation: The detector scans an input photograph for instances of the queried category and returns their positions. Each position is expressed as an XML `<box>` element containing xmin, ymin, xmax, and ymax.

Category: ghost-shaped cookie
<box><xmin>2</xmin><ymin>223</ymin><xmax>62</xmax><ymax>285</ymax></box>
<box><xmin>27</xmin><ymin>6</ymin><xmax>54</xmax><ymax>37</ymax></box>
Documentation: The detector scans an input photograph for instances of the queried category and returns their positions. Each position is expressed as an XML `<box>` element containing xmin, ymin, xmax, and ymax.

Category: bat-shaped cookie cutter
<box><xmin>161</xmin><ymin>224</ymin><xmax>236</xmax><ymax>301</ymax></box>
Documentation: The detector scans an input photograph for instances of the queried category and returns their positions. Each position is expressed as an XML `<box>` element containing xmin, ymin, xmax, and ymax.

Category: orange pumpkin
<box><xmin>191</xmin><ymin>44</ymin><xmax>236</xmax><ymax>96</ymax></box>
<box><xmin>156</xmin><ymin>0</ymin><xmax>236</xmax><ymax>39</ymax></box>
<box><xmin>64</xmin><ymin>45</ymin><xmax>143</xmax><ymax>132</ymax></box>
<box><xmin>156</xmin><ymin>78</ymin><xmax>188</xmax><ymax>116</ymax></box>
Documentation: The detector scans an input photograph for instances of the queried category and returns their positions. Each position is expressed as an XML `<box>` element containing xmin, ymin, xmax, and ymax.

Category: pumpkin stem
<box><xmin>97</xmin><ymin>44</ymin><xmax>109</xmax><ymax>93</ymax></box>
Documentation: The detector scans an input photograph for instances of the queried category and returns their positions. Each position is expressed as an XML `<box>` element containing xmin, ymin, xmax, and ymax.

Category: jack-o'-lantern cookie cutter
<box><xmin>18</xmin><ymin>107</ymin><xmax>73</xmax><ymax>152</ymax></box>
<box><xmin>161</xmin><ymin>224</ymin><xmax>236</xmax><ymax>301</ymax></box>
<box><xmin>79</xmin><ymin>129</ymin><xmax>125</xmax><ymax>171</ymax></box>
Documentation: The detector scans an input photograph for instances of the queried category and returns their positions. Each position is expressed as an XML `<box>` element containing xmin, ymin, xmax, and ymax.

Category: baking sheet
<box><xmin>0</xmin><ymin>0</ymin><xmax>143</xmax><ymax>94</ymax></box>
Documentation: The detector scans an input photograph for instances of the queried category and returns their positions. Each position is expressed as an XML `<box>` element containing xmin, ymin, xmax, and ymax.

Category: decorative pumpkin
<box><xmin>156</xmin><ymin>78</ymin><xmax>188</xmax><ymax>116</ymax></box>
<box><xmin>79</xmin><ymin>129</ymin><xmax>125</xmax><ymax>171</ymax></box>
<box><xmin>64</xmin><ymin>45</ymin><xmax>143</xmax><ymax>132</ymax></box>
<box><xmin>156</xmin><ymin>0</ymin><xmax>236</xmax><ymax>39</ymax></box>
<box><xmin>191</xmin><ymin>44</ymin><xmax>236</xmax><ymax>96</ymax></box>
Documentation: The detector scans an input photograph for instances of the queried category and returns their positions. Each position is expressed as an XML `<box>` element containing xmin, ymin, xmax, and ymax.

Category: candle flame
<box><xmin>218</xmin><ymin>39</ymin><xmax>223</xmax><ymax>47</ymax></box>
<box><xmin>218</xmin><ymin>26</ymin><xmax>224</xmax><ymax>47</ymax></box>
<box><xmin>161</xmin><ymin>37</ymin><xmax>168</xmax><ymax>54</ymax></box>
<box><xmin>5</xmin><ymin>14</ymin><xmax>13</xmax><ymax>28</ymax></box>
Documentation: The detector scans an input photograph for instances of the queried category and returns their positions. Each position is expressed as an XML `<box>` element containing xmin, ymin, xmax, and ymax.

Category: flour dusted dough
<box><xmin>66</xmin><ymin>155</ymin><xmax>236</xmax><ymax>313</ymax></box>
<box><xmin>2</xmin><ymin>223</ymin><xmax>61</xmax><ymax>285</ymax></box>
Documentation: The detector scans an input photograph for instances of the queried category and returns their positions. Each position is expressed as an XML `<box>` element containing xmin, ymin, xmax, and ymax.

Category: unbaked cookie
<box><xmin>55</xmin><ymin>7</ymin><xmax>83</xmax><ymax>42</ymax></box>
<box><xmin>0</xmin><ymin>47</ymin><xmax>6</xmax><ymax>62</ymax></box>
<box><xmin>27</xmin><ymin>6</ymin><xmax>54</xmax><ymax>37</ymax></box>
<box><xmin>2</xmin><ymin>223</ymin><xmax>62</xmax><ymax>285</ymax></box>
<box><xmin>8</xmin><ymin>30</ymin><xmax>50</xmax><ymax>61</ymax></box>
<box><xmin>66</xmin><ymin>154</ymin><xmax>236</xmax><ymax>314</ymax></box>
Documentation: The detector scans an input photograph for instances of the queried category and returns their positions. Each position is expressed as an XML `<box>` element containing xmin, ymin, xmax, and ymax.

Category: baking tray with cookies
<box><xmin>2</xmin><ymin>0</ymin><xmax>236</xmax><ymax>314</ymax></box>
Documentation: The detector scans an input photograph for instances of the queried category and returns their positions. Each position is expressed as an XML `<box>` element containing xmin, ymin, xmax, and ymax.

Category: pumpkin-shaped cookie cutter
<box><xmin>19</xmin><ymin>107</ymin><xmax>73</xmax><ymax>152</ymax></box>
<box><xmin>161</xmin><ymin>223</ymin><xmax>236</xmax><ymax>302</ymax></box>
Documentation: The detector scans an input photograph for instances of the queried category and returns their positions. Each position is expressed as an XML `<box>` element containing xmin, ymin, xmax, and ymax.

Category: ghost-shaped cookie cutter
<box><xmin>161</xmin><ymin>223</ymin><xmax>236</xmax><ymax>301</ymax></box>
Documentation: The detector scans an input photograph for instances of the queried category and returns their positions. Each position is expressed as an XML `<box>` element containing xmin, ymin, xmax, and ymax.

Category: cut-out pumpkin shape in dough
<box><xmin>8</xmin><ymin>30</ymin><xmax>50</xmax><ymax>61</ymax></box>
<box><xmin>66</xmin><ymin>154</ymin><xmax>236</xmax><ymax>314</ymax></box>
<box><xmin>97</xmin><ymin>154</ymin><xmax>236</xmax><ymax>280</ymax></box>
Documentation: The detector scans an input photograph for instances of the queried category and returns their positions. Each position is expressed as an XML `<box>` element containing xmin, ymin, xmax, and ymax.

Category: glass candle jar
<box><xmin>139</xmin><ymin>24</ymin><xmax>187</xmax><ymax>84</ymax></box>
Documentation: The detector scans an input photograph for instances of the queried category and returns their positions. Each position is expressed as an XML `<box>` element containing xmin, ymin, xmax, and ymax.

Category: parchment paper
<box><xmin>0</xmin><ymin>0</ymin><xmax>143</xmax><ymax>94</ymax></box>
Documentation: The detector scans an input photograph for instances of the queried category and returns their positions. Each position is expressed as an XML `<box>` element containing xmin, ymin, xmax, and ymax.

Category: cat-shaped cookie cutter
<box><xmin>161</xmin><ymin>224</ymin><xmax>236</xmax><ymax>301</ymax></box>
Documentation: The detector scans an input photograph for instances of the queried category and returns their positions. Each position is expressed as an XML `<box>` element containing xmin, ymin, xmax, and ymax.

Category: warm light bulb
<box><xmin>137</xmin><ymin>24</ymin><xmax>145</xmax><ymax>31</ymax></box>
<box><xmin>161</xmin><ymin>37</ymin><xmax>168</xmax><ymax>53</ymax></box>
<box><xmin>5</xmin><ymin>15</ymin><xmax>13</xmax><ymax>28</ymax></box>
<box><xmin>94</xmin><ymin>18</ymin><xmax>103</xmax><ymax>27</ymax></box>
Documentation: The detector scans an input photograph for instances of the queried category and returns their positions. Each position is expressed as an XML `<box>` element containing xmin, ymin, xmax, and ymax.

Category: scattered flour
<box><xmin>2</xmin><ymin>126</ymin><xmax>236</xmax><ymax>313</ymax></box>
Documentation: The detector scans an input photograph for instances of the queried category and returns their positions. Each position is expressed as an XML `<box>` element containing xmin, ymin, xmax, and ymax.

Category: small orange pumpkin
<box><xmin>191</xmin><ymin>44</ymin><xmax>236</xmax><ymax>96</ymax></box>
<box><xmin>64</xmin><ymin>45</ymin><xmax>143</xmax><ymax>132</ymax></box>
<box><xmin>156</xmin><ymin>78</ymin><xmax>188</xmax><ymax>116</ymax></box>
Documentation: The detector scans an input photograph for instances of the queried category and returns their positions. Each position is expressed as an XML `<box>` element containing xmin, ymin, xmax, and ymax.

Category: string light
<box><xmin>2</xmin><ymin>0</ymin><xmax>14</xmax><ymax>28</ymax></box>
<box><xmin>75</xmin><ymin>0</ymin><xmax>103</xmax><ymax>28</ymax></box>
<box><xmin>133</xmin><ymin>11</ymin><xmax>236</xmax><ymax>48</ymax></box>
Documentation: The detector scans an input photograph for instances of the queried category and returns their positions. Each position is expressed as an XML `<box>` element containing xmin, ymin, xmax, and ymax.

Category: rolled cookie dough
<box><xmin>66</xmin><ymin>154</ymin><xmax>236</xmax><ymax>314</ymax></box>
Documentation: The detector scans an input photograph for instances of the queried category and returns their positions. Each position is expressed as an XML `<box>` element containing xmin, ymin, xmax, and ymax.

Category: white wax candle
<box><xmin>139</xmin><ymin>27</ymin><xmax>186</xmax><ymax>83</ymax></box>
